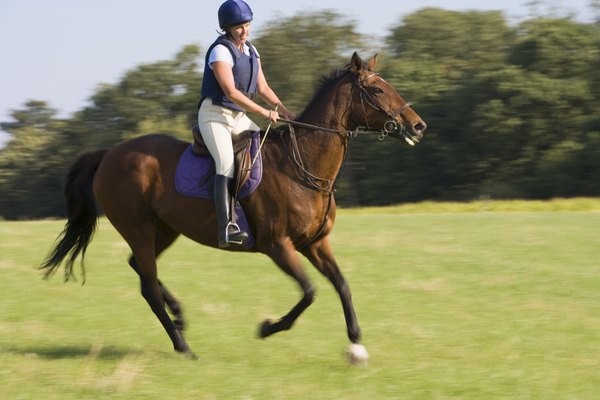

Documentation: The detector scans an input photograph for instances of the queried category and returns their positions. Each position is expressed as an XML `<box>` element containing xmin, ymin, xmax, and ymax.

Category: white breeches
<box><xmin>197</xmin><ymin>99</ymin><xmax>260</xmax><ymax>178</ymax></box>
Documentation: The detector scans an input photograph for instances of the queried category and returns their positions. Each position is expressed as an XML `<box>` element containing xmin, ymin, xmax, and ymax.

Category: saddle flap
<box><xmin>233</xmin><ymin>147</ymin><xmax>252</xmax><ymax>197</ymax></box>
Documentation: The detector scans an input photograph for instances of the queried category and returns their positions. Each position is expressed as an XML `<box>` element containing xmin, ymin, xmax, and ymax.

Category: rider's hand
<box><xmin>282</xmin><ymin>110</ymin><xmax>296</xmax><ymax>121</ymax></box>
<box><xmin>265</xmin><ymin>109</ymin><xmax>279</xmax><ymax>123</ymax></box>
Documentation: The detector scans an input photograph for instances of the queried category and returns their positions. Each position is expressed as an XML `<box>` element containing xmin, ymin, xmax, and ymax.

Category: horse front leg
<box><xmin>301</xmin><ymin>237</ymin><xmax>369</xmax><ymax>365</ymax></box>
<box><xmin>259</xmin><ymin>240</ymin><xmax>315</xmax><ymax>338</ymax></box>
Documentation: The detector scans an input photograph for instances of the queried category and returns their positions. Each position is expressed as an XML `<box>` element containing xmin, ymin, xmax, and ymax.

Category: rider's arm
<box><xmin>255</xmin><ymin>60</ymin><xmax>295</xmax><ymax>120</ymax></box>
<box><xmin>212</xmin><ymin>61</ymin><xmax>278</xmax><ymax>122</ymax></box>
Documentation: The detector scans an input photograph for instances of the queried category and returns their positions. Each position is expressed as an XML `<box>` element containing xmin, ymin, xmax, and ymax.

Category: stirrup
<box><xmin>219</xmin><ymin>222</ymin><xmax>249</xmax><ymax>247</ymax></box>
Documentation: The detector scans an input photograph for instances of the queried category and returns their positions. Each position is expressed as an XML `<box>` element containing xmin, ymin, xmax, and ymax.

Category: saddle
<box><xmin>191</xmin><ymin>124</ymin><xmax>254</xmax><ymax>195</ymax></box>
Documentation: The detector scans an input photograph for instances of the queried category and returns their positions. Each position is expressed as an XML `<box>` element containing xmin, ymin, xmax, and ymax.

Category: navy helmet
<box><xmin>218</xmin><ymin>0</ymin><xmax>253</xmax><ymax>29</ymax></box>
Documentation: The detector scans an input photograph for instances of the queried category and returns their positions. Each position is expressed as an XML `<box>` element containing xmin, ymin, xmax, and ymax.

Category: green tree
<box><xmin>73</xmin><ymin>44</ymin><xmax>202</xmax><ymax>148</ymax></box>
<box><xmin>0</xmin><ymin>101</ymin><xmax>66</xmax><ymax>218</ymax></box>
<box><xmin>0</xmin><ymin>46</ymin><xmax>203</xmax><ymax>219</ymax></box>
<box><xmin>253</xmin><ymin>11</ymin><xmax>365</xmax><ymax>116</ymax></box>
<box><xmin>374</xmin><ymin>11</ymin><xmax>600</xmax><ymax>202</ymax></box>
<box><xmin>349</xmin><ymin>9</ymin><xmax>517</xmax><ymax>203</ymax></box>
<box><xmin>387</xmin><ymin>8</ymin><xmax>513</xmax><ymax>76</ymax></box>
<box><xmin>510</xmin><ymin>18</ymin><xmax>599</xmax><ymax>79</ymax></box>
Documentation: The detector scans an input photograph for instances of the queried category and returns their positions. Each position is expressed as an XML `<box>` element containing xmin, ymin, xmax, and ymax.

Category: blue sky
<box><xmin>0</xmin><ymin>0</ymin><xmax>595</xmax><ymax>145</ymax></box>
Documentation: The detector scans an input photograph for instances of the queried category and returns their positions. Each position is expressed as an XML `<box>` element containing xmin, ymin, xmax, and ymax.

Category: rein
<box><xmin>277</xmin><ymin>116</ymin><xmax>402</xmax><ymax>141</ymax></box>
<box><xmin>277</xmin><ymin>118</ymin><xmax>351</xmax><ymax>136</ymax></box>
<box><xmin>276</xmin><ymin>73</ymin><xmax>415</xmax><ymax>143</ymax></box>
<box><xmin>282</xmin><ymin>123</ymin><xmax>346</xmax><ymax>194</ymax></box>
<box><xmin>281</xmin><ymin>122</ymin><xmax>346</xmax><ymax>251</ymax></box>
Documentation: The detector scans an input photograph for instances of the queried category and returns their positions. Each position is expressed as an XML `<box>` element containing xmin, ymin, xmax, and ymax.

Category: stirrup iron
<box><xmin>219</xmin><ymin>221</ymin><xmax>248</xmax><ymax>247</ymax></box>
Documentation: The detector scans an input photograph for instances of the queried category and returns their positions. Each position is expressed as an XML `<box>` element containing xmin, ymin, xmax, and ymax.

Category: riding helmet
<box><xmin>218</xmin><ymin>0</ymin><xmax>253</xmax><ymax>29</ymax></box>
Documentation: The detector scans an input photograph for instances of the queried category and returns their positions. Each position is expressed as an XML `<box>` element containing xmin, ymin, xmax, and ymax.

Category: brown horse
<box><xmin>41</xmin><ymin>52</ymin><xmax>426</xmax><ymax>363</ymax></box>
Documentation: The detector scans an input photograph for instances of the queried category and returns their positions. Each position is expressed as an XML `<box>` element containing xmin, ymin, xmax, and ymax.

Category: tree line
<box><xmin>1</xmin><ymin>7</ymin><xmax>600</xmax><ymax>219</ymax></box>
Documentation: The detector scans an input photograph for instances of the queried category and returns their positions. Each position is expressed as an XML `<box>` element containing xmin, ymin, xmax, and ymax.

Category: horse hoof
<box><xmin>346</xmin><ymin>343</ymin><xmax>369</xmax><ymax>366</ymax></box>
<box><xmin>175</xmin><ymin>345</ymin><xmax>198</xmax><ymax>360</ymax></box>
<box><xmin>258</xmin><ymin>319</ymin><xmax>273</xmax><ymax>339</ymax></box>
<box><xmin>181</xmin><ymin>350</ymin><xmax>199</xmax><ymax>360</ymax></box>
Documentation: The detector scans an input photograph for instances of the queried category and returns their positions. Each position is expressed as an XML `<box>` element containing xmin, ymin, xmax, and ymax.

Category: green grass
<box><xmin>344</xmin><ymin>197</ymin><xmax>600</xmax><ymax>214</ymax></box>
<box><xmin>1</xmin><ymin>200</ymin><xmax>599</xmax><ymax>399</ymax></box>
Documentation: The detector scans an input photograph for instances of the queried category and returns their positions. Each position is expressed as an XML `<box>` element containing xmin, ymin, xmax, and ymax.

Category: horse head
<box><xmin>349</xmin><ymin>52</ymin><xmax>427</xmax><ymax>145</ymax></box>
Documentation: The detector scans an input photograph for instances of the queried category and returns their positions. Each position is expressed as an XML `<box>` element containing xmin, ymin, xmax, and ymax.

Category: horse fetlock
<box><xmin>348</xmin><ymin>324</ymin><xmax>362</xmax><ymax>343</ymax></box>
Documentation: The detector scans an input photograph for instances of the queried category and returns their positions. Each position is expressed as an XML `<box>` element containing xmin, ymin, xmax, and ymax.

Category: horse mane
<box><xmin>297</xmin><ymin>66</ymin><xmax>352</xmax><ymax>120</ymax></box>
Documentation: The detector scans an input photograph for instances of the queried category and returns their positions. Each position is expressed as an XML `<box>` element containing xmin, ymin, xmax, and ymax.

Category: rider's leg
<box><xmin>213</xmin><ymin>174</ymin><xmax>248</xmax><ymax>247</ymax></box>
<box><xmin>198</xmin><ymin>100</ymin><xmax>249</xmax><ymax>247</ymax></box>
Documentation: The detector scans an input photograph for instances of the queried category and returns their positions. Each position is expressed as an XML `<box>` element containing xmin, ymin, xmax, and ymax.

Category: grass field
<box><xmin>1</xmin><ymin>199</ymin><xmax>599</xmax><ymax>399</ymax></box>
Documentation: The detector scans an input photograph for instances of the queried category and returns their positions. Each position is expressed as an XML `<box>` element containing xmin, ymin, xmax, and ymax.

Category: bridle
<box><xmin>353</xmin><ymin>72</ymin><xmax>417</xmax><ymax>145</ymax></box>
<box><xmin>277</xmin><ymin>70</ymin><xmax>418</xmax><ymax>145</ymax></box>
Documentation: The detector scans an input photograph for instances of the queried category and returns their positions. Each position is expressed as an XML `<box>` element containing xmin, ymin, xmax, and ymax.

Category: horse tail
<box><xmin>40</xmin><ymin>149</ymin><xmax>108</xmax><ymax>282</ymax></box>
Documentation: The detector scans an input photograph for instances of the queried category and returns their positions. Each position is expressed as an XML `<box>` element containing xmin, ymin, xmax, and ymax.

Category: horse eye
<box><xmin>368</xmin><ymin>87</ymin><xmax>384</xmax><ymax>95</ymax></box>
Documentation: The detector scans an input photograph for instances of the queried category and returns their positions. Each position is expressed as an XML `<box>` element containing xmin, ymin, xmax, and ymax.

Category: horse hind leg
<box><xmin>122</xmin><ymin>221</ymin><xmax>196</xmax><ymax>359</ymax></box>
<box><xmin>128</xmin><ymin>223</ymin><xmax>186</xmax><ymax>331</ymax></box>
<box><xmin>259</xmin><ymin>241</ymin><xmax>316</xmax><ymax>338</ymax></box>
<box><xmin>128</xmin><ymin>261</ymin><xmax>187</xmax><ymax>332</ymax></box>
<box><xmin>133</xmin><ymin>247</ymin><xmax>196</xmax><ymax>358</ymax></box>
<box><xmin>160</xmin><ymin>281</ymin><xmax>185</xmax><ymax>332</ymax></box>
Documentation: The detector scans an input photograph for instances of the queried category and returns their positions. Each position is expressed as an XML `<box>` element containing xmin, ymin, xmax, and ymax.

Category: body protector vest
<box><xmin>200</xmin><ymin>36</ymin><xmax>259</xmax><ymax>112</ymax></box>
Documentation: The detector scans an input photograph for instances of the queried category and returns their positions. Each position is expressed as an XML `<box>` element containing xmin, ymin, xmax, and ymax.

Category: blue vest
<box><xmin>200</xmin><ymin>36</ymin><xmax>259</xmax><ymax>112</ymax></box>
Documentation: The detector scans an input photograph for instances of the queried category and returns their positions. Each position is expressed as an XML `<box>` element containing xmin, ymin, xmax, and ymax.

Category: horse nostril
<box><xmin>413</xmin><ymin>121</ymin><xmax>427</xmax><ymax>134</ymax></box>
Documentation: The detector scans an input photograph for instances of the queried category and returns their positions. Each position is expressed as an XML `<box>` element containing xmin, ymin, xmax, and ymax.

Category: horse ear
<box><xmin>367</xmin><ymin>54</ymin><xmax>378</xmax><ymax>70</ymax></box>
<box><xmin>350</xmin><ymin>52</ymin><xmax>363</xmax><ymax>72</ymax></box>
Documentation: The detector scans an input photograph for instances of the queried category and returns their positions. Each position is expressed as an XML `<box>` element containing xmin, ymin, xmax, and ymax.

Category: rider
<box><xmin>198</xmin><ymin>0</ymin><xmax>295</xmax><ymax>248</ymax></box>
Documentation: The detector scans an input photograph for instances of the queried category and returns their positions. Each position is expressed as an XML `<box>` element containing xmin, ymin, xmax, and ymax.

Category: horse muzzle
<box><xmin>386</xmin><ymin>119</ymin><xmax>427</xmax><ymax>146</ymax></box>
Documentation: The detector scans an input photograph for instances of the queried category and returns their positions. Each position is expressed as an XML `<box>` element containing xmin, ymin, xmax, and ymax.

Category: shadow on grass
<box><xmin>3</xmin><ymin>344</ymin><xmax>146</xmax><ymax>360</ymax></box>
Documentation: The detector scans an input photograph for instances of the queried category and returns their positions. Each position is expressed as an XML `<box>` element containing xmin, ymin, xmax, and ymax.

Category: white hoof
<box><xmin>346</xmin><ymin>343</ymin><xmax>369</xmax><ymax>366</ymax></box>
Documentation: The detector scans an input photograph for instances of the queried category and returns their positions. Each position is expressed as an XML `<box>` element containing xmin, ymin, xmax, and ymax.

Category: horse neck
<box><xmin>293</xmin><ymin>83</ymin><xmax>353</xmax><ymax>183</ymax></box>
<box><xmin>302</xmin><ymin>78</ymin><xmax>355</xmax><ymax>132</ymax></box>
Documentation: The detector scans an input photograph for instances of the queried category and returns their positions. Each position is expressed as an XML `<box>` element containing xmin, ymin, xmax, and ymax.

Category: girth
<box><xmin>191</xmin><ymin>124</ymin><xmax>254</xmax><ymax>195</ymax></box>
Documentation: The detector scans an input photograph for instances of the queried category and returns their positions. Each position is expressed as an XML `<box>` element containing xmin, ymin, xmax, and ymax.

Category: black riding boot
<box><xmin>213</xmin><ymin>174</ymin><xmax>248</xmax><ymax>248</ymax></box>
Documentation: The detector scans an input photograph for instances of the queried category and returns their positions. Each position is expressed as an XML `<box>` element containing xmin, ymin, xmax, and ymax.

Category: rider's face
<box><xmin>228</xmin><ymin>22</ymin><xmax>251</xmax><ymax>46</ymax></box>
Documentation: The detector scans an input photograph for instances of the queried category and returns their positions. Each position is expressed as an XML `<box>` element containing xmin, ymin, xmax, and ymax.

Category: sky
<box><xmin>0</xmin><ymin>0</ymin><xmax>595</xmax><ymax>146</ymax></box>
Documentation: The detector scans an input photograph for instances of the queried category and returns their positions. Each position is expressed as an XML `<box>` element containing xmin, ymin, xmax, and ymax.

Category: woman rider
<box><xmin>198</xmin><ymin>0</ymin><xmax>295</xmax><ymax>248</ymax></box>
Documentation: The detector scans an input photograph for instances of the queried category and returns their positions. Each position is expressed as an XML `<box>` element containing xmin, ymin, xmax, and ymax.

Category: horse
<box><xmin>40</xmin><ymin>52</ymin><xmax>427</xmax><ymax>364</ymax></box>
